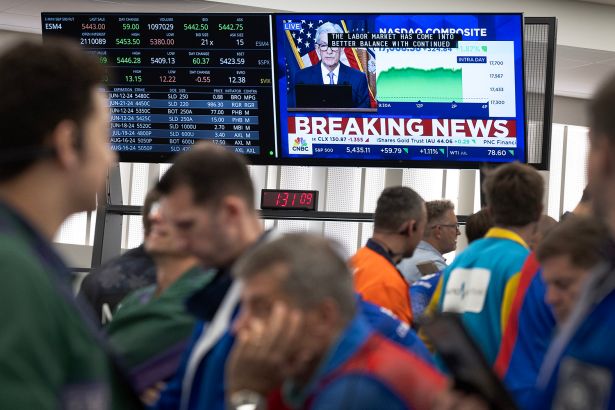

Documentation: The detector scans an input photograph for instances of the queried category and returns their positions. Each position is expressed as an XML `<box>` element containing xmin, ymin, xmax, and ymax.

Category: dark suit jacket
<box><xmin>290</xmin><ymin>62</ymin><xmax>370</xmax><ymax>108</ymax></box>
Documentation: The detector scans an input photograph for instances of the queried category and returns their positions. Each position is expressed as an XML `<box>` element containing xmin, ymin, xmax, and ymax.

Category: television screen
<box><xmin>274</xmin><ymin>13</ymin><xmax>526</xmax><ymax>168</ymax></box>
<box><xmin>42</xmin><ymin>12</ymin><xmax>526</xmax><ymax>168</ymax></box>
<box><xmin>42</xmin><ymin>13</ymin><xmax>277</xmax><ymax>164</ymax></box>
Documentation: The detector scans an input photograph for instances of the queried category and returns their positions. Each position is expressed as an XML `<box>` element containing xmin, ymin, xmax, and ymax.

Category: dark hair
<box><xmin>465</xmin><ymin>208</ymin><xmax>494</xmax><ymax>243</ymax></box>
<box><xmin>482</xmin><ymin>162</ymin><xmax>544</xmax><ymax>227</ymax></box>
<box><xmin>373</xmin><ymin>186</ymin><xmax>424</xmax><ymax>232</ymax></box>
<box><xmin>0</xmin><ymin>39</ymin><xmax>106</xmax><ymax>181</ymax></box>
<box><xmin>142</xmin><ymin>188</ymin><xmax>162</xmax><ymax>236</ymax></box>
<box><xmin>536</xmin><ymin>216</ymin><xmax>608</xmax><ymax>269</ymax></box>
<box><xmin>589</xmin><ymin>72</ymin><xmax>615</xmax><ymax>143</ymax></box>
<box><xmin>233</xmin><ymin>233</ymin><xmax>356</xmax><ymax>321</ymax></box>
<box><xmin>157</xmin><ymin>142</ymin><xmax>254</xmax><ymax>208</ymax></box>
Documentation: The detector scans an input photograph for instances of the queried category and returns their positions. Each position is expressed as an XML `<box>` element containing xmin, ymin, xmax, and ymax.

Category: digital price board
<box><xmin>42</xmin><ymin>13</ymin><xmax>277</xmax><ymax>163</ymax></box>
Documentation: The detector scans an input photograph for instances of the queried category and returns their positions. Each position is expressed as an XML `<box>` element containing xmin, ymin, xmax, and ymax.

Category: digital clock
<box><xmin>261</xmin><ymin>189</ymin><xmax>318</xmax><ymax>210</ymax></box>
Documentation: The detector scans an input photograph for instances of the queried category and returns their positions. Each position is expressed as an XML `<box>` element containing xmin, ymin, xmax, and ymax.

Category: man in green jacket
<box><xmin>106</xmin><ymin>188</ymin><xmax>213</xmax><ymax>399</ymax></box>
<box><xmin>0</xmin><ymin>40</ymin><xmax>141</xmax><ymax>409</ymax></box>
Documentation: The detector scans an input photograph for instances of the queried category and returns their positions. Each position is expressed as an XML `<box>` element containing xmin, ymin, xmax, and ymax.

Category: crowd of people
<box><xmin>2</xmin><ymin>38</ymin><xmax>615</xmax><ymax>410</ymax></box>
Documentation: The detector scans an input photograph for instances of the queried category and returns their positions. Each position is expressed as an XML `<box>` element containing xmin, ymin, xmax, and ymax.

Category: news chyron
<box><xmin>275</xmin><ymin>14</ymin><xmax>526</xmax><ymax>166</ymax></box>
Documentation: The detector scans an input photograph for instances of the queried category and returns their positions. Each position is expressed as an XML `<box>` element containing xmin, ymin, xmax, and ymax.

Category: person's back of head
<box><xmin>157</xmin><ymin>142</ymin><xmax>254</xmax><ymax>209</ymax></box>
<box><xmin>465</xmin><ymin>208</ymin><xmax>494</xmax><ymax>243</ymax></box>
<box><xmin>482</xmin><ymin>162</ymin><xmax>544</xmax><ymax>228</ymax></box>
<box><xmin>374</xmin><ymin>186</ymin><xmax>425</xmax><ymax>233</ymax></box>
<box><xmin>373</xmin><ymin>186</ymin><xmax>426</xmax><ymax>259</ymax></box>
<box><xmin>529</xmin><ymin>214</ymin><xmax>558</xmax><ymax>250</ymax></box>
<box><xmin>0</xmin><ymin>39</ymin><xmax>107</xmax><ymax>183</ymax></box>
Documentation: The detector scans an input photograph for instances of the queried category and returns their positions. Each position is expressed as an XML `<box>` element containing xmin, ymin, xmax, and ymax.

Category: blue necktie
<box><xmin>328</xmin><ymin>71</ymin><xmax>335</xmax><ymax>85</ymax></box>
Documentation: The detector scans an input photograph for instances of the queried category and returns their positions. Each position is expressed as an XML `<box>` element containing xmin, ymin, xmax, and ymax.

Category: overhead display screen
<box><xmin>42</xmin><ymin>13</ymin><xmax>277</xmax><ymax>163</ymax></box>
<box><xmin>42</xmin><ymin>12</ymin><xmax>526</xmax><ymax>168</ymax></box>
<box><xmin>274</xmin><ymin>13</ymin><xmax>526</xmax><ymax>167</ymax></box>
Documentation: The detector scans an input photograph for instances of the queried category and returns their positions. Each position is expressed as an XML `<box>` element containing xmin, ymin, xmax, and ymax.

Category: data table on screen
<box><xmin>42</xmin><ymin>13</ymin><xmax>277</xmax><ymax>163</ymax></box>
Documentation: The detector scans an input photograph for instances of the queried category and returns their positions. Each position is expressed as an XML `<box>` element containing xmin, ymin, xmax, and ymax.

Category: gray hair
<box><xmin>424</xmin><ymin>199</ymin><xmax>456</xmax><ymax>238</ymax></box>
<box><xmin>233</xmin><ymin>233</ymin><xmax>356</xmax><ymax>322</ymax></box>
<box><xmin>315</xmin><ymin>21</ymin><xmax>344</xmax><ymax>43</ymax></box>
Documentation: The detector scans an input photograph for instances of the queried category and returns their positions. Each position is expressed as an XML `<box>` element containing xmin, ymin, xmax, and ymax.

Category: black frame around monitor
<box><xmin>270</xmin><ymin>12</ymin><xmax>528</xmax><ymax>170</ymax></box>
<box><xmin>524</xmin><ymin>17</ymin><xmax>557</xmax><ymax>171</ymax></box>
<box><xmin>41</xmin><ymin>12</ymin><xmax>552</xmax><ymax>170</ymax></box>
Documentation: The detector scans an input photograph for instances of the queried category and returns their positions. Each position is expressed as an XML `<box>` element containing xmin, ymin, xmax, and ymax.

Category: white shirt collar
<box><xmin>321</xmin><ymin>62</ymin><xmax>341</xmax><ymax>85</ymax></box>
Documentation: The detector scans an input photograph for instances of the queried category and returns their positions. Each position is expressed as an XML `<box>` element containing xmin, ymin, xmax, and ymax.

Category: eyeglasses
<box><xmin>316</xmin><ymin>42</ymin><xmax>338</xmax><ymax>51</ymax></box>
<box><xmin>432</xmin><ymin>223</ymin><xmax>460</xmax><ymax>231</ymax></box>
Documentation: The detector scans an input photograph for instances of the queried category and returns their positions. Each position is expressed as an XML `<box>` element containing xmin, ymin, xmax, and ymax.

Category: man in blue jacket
<box><xmin>532</xmin><ymin>72</ymin><xmax>615</xmax><ymax>410</ymax></box>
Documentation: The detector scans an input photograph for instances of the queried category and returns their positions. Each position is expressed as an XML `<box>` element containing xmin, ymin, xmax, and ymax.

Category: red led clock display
<box><xmin>261</xmin><ymin>189</ymin><xmax>318</xmax><ymax>210</ymax></box>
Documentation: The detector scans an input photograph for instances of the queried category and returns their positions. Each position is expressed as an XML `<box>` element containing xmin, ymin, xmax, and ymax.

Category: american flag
<box><xmin>284</xmin><ymin>18</ymin><xmax>377</xmax><ymax>108</ymax></box>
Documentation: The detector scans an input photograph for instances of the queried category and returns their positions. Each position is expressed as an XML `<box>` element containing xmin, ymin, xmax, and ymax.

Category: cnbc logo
<box><xmin>291</xmin><ymin>136</ymin><xmax>311</xmax><ymax>153</ymax></box>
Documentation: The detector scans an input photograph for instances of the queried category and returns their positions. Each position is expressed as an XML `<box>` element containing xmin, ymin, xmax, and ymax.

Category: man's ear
<box><xmin>218</xmin><ymin>195</ymin><xmax>246</xmax><ymax>223</ymax></box>
<box><xmin>49</xmin><ymin>120</ymin><xmax>79</xmax><ymax>170</ymax></box>
<box><xmin>408</xmin><ymin>219</ymin><xmax>418</xmax><ymax>234</ymax></box>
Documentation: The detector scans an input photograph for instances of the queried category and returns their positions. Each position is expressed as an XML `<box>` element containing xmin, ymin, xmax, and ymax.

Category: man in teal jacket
<box><xmin>427</xmin><ymin>163</ymin><xmax>544</xmax><ymax>366</ymax></box>
<box><xmin>0</xmin><ymin>40</ymin><xmax>141</xmax><ymax>409</ymax></box>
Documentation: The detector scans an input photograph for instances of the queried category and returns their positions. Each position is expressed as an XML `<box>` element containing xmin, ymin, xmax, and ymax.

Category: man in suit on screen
<box><xmin>290</xmin><ymin>22</ymin><xmax>370</xmax><ymax>109</ymax></box>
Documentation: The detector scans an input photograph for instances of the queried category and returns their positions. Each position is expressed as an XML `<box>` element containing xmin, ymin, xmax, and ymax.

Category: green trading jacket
<box><xmin>106</xmin><ymin>266</ymin><xmax>213</xmax><ymax>391</ymax></box>
<box><xmin>0</xmin><ymin>202</ymin><xmax>142</xmax><ymax>410</ymax></box>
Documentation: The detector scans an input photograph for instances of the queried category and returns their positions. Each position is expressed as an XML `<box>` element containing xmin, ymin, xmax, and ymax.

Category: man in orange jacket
<box><xmin>352</xmin><ymin>186</ymin><xmax>426</xmax><ymax>325</ymax></box>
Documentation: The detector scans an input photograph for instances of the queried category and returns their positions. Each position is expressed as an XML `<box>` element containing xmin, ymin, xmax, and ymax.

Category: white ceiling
<box><xmin>0</xmin><ymin>0</ymin><xmax>613</xmax><ymax>99</ymax></box>
<box><xmin>579</xmin><ymin>0</ymin><xmax>615</xmax><ymax>5</ymax></box>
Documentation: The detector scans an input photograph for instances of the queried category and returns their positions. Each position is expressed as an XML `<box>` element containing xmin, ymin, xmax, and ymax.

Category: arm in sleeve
<box><xmin>418</xmin><ymin>275</ymin><xmax>444</xmax><ymax>351</ymax></box>
<box><xmin>152</xmin><ymin>321</ymin><xmax>205</xmax><ymax>410</ymax></box>
<box><xmin>361</xmin><ymin>282</ymin><xmax>413</xmax><ymax>325</ymax></box>
<box><xmin>311</xmin><ymin>375</ymin><xmax>408</xmax><ymax>410</ymax></box>
<box><xmin>0</xmin><ymin>252</ymin><xmax>64</xmax><ymax>409</ymax></box>
<box><xmin>500</xmin><ymin>272</ymin><xmax>521</xmax><ymax>334</ymax></box>
<box><xmin>356</xmin><ymin>74</ymin><xmax>370</xmax><ymax>108</ymax></box>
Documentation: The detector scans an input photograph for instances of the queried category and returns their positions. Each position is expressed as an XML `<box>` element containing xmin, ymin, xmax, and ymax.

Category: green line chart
<box><xmin>376</xmin><ymin>67</ymin><xmax>463</xmax><ymax>102</ymax></box>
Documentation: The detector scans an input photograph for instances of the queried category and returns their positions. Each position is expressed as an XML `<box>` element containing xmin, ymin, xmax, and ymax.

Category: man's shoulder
<box><xmin>340</xmin><ymin>62</ymin><xmax>365</xmax><ymax>78</ymax></box>
<box><xmin>295</xmin><ymin>64</ymin><xmax>320</xmax><ymax>81</ymax></box>
<box><xmin>0</xmin><ymin>235</ymin><xmax>50</xmax><ymax>286</ymax></box>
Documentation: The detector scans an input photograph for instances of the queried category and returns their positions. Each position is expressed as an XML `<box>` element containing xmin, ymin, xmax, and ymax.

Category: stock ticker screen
<box><xmin>42</xmin><ymin>13</ymin><xmax>527</xmax><ymax>168</ymax></box>
<box><xmin>42</xmin><ymin>13</ymin><xmax>277</xmax><ymax>163</ymax></box>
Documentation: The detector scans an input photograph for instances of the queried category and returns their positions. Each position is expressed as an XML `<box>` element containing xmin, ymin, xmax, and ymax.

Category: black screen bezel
<box><xmin>270</xmin><ymin>12</ymin><xmax>527</xmax><ymax>169</ymax></box>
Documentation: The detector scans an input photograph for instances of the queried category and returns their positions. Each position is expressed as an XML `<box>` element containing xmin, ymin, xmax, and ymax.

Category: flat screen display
<box><xmin>42</xmin><ymin>12</ymin><xmax>526</xmax><ymax>169</ymax></box>
<box><xmin>42</xmin><ymin>13</ymin><xmax>277</xmax><ymax>163</ymax></box>
<box><xmin>274</xmin><ymin>13</ymin><xmax>526</xmax><ymax>168</ymax></box>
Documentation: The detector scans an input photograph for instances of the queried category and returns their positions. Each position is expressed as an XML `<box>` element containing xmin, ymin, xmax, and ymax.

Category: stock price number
<box><xmin>184</xmin><ymin>23</ymin><xmax>209</xmax><ymax>31</ymax></box>
<box><xmin>381</xmin><ymin>147</ymin><xmax>403</xmax><ymax>154</ymax></box>
<box><xmin>228</xmin><ymin>76</ymin><xmax>246</xmax><ymax>84</ymax></box>
<box><xmin>115</xmin><ymin>38</ymin><xmax>140</xmax><ymax>46</ymax></box>
<box><xmin>218</xmin><ymin>23</ymin><xmax>244</xmax><ymax>31</ymax></box>
<box><xmin>487</xmin><ymin>149</ymin><xmax>508</xmax><ymax>156</ymax></box>
<box><xmin>219</xmin><ymin>57</ymin><xmax>245</xmax><ymax>65</ymax></box>
<box><xmin>151</xmin><ymin>57</ymin><xmax>176</xmax><ymax>64</ymax></box>
<box><xmin>346</xmin><ymin>146</ymin><xmax>371</xmax><ymax>154</ymax></box>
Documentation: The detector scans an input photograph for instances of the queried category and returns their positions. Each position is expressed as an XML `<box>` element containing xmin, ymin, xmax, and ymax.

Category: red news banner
<box><xmin>288</xmin><ymin>116</ymin><xmax>517</xmax><ymax>147</ymax></box>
